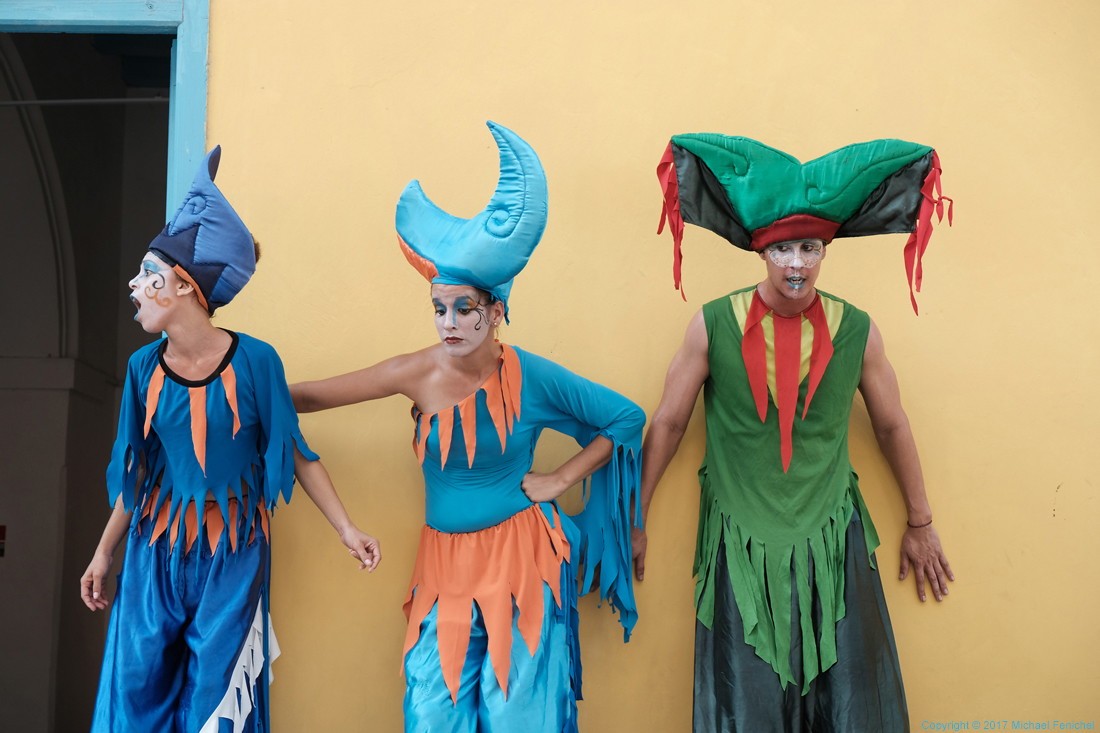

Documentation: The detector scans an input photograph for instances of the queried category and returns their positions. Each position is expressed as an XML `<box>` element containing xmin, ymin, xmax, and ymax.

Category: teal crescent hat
<box><xmin>395</xmin><ymin>121</ymin><xmax>549</xmax><ymax>321</ymax></box>
<box><xmin>656</xmin><ymin>135</ymin><xmax>952</xmax><ymax>313</ymax></box>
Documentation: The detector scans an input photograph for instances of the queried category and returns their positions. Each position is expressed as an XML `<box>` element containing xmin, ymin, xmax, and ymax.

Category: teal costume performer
<box><xmin>397</xmin><ymin>122</ymin><xmax>644</xmax><ymax>732</ymax></box>
<box><xmin>655</xmin><ymin>135</ymin><xmax>952</xmax><ymax>731</ymax></box>
<box><xmin>92</xmin><ymin>149</ymin><xmax>315</xmax><ymax>733</ymax></box>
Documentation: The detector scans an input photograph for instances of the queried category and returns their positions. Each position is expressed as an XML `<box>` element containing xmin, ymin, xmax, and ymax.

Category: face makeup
<box><xmin>128</xmin><ymin>254</ymin><xmax>176</xmax><ymax>330</ymax></box>
<box><xmin>764</xmin><ymin>240</ymin><xmax>824</xmax><ymax>293</ymax></box>
<box><xmin>432</xmin><ymin>286</ymin><xmax>494</xmax><ymax>356</ymax></box>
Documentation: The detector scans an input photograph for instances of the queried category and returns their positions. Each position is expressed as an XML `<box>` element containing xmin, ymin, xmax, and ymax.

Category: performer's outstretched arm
<box><xmin>290</xmin><ymin>350</ymin><xmax>431</xmax><ymax>413</ymax></box>
<box><xmin>859</xmin><ymin>319</ymin><xmax>955</xmax><ymax>602</ymax></box>
<box><xmin>293</xmin><ymin>446</ymin><xmax>381</xmax><ymax>571</ymax></box>
<box><xmin>80</xmin><ymin>497</ymin><xmax>130</xmax><ymax>611</ymax></box>
<box><xmin>634</xmin><ymin>309</ymin><xmax>710</xmax><ymax>581</ymax></box>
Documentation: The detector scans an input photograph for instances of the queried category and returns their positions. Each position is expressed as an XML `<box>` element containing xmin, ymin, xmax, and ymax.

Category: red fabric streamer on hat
<box><xmin>904</xmin><ymin>151</ymin><xmax>953</xmax><ymax>315</ymax></box>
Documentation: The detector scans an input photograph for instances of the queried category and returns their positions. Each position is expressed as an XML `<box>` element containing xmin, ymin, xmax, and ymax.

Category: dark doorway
<box><xmin>0</xmin><ymin>32</ymin><xmax>170</xmax><ymax>733</ymax></box>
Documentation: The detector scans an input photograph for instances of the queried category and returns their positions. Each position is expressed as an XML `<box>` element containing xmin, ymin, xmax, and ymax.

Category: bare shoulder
<box><xmin>379</xmin><ymin>344</ymin><xmax>441</xmax><ymax>386</ymax></box>
<box><xmin>684</xmin><ymin>308</ymin><xmax>709</xmax><ymax>354</ymax></box>
<box><xmin>863</xmin><ymin>317</ymin><xmax>886</xmax><ymax>363</ymax></box>
<box><xmin>669</xmin><ymin>308</ymin><xmax>710</xmax><ymax>383</ymax></box>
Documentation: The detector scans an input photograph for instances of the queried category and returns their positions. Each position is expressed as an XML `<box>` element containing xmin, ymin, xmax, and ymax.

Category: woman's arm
<box><xmin>290</xmin><ymin>350</ymin><xmax>430</xmax><ymax>413</ymax></box>
<box><xmin>517</xmin><ymin>347</ymin><xmax>647</xmax><ymax>504</ymax></box>
<box><xmin>80</xmin><ymin>497</ymin><xmax>131</xmax><ymax>611</ymax></box>
<box><xmin>521</xmin><ymin>435</ymin><xmax>614</xmax><ymax>502</ymax></box>
<box><xmin>293</xmin><ymin>446</ymin><xmax>381</xmax><ymax>571</ymax></box>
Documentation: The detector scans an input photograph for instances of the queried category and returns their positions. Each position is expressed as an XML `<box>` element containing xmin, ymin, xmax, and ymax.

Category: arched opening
<box><xmin>0</xmin><ymin>32</ymin><xmax>169</xmax><ymax>732</ymax></box>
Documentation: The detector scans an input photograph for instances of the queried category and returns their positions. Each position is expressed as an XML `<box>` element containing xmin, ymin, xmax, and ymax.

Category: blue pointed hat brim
<box><xmin>148</xmin><ymin>145</ymin><xmax>255</xmax><ymax>312</ymax></box>
<box><xmin>395</xmin><ymin>121</ymin><xmax>548</xmax><ymax>318</ymax></box>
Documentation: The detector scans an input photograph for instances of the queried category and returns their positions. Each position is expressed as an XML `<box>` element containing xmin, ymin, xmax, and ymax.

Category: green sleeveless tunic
<box><xmin>695</xmin><ymin>286</ymin><xmax>880</xmax><ymax>693</ymax></box>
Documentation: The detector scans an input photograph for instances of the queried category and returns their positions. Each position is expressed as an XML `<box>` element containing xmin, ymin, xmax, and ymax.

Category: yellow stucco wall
<box><xmin>204</xmin><ymin>1</ymin><xmax>1099</xmax><ymax>728</ymax></box>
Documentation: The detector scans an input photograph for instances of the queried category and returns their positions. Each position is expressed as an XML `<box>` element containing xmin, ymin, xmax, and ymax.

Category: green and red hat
<box><xmin>656</xmin><ymin>135</ymin><xmax>952</xmax><ymax>313</ymax></box>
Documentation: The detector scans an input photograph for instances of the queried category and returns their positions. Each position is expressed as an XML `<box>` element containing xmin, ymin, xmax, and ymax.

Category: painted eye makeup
<box><xmin>453</xmin><ymin>296</ymin><xmax>475</xmax><ymax>317</ymax></box>
<box><xmin>766</xmin><ymin>241</ymin><xmax>823</xmax><ymax>268</ymax></box>
<box><xmin>433</xmin><ymin>295</ymin><xmax>489</xmax><ymax>330</ymax></box>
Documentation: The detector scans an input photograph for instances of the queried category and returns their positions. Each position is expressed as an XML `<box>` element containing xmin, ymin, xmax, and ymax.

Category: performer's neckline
<box><xmin>755</xmin><ymin>288</ymin><xmax>819</xmax><ymax>319</ymax></box>
<box><xmin>413</xmin><ymin>343</ymin><xmax>508</xmax><ymax>416</ymax></box>
<box><xmin>158</xmin><ymin>329</ymin><xmax>239</xmax><ymax>387</ymax></box>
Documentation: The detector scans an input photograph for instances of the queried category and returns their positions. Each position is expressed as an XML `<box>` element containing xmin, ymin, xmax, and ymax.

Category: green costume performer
<box><xmin>641</xmin><ymin>134</ymin><xmax>954</xmax><ymax>732</ymax></box>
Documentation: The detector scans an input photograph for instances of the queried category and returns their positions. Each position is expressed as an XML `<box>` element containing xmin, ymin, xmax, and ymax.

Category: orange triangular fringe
<box><xmin>148</xmin><ymin>492</ymin><xmax>171</xmax><ymax>547</ymax></box>
<box><xmin>401</xmin><ymin>504</ymin><xmax>568</xmax><ymax>705</ymax></box>
<box><xmin>229</xmin><ymin>498</ymin><xmax>239</xmax><ymax>553</ymax></box>
<box><xmin>188</xmin><ymin>386</ymin><xmax>207</xmax><ymax>475</ymax></box>
<box><xmin>140</xmin><ymin>485</ymin><xmax>159</xmax><ymax>539</ymax></box>
<box><xmin>206</xmin><ymin>505</ymin><xmax>225</xmax><ymax>555</ymax></box>
<box><xmin>412</xmin><ymin>344</ymin><xmax>524</xmax><ymax>470</ymax></box>
<box><xmin>483</xmin><ymin>371</ymin><xmax>508</xmax><ymax>452</ymax></box>
<box><xmin>458</xmin><ymin>394</ymin><xmax>478</xmax><ymax>468</ymax></box>
<box><xmin>144</xmin><ymin>365</ymin><xmax>165</xmax><ymax>437</ymax></box>
<box><xmin>437</xmin><ymin>407</ymin><xmax>454</xmax><ymax>470</ymax></box>
<box><xmin>259</xmin><ymin>501</ymin><xmax>270</xmax><ymax>542</ymax></box>
<box><xmin>415</xmin><ymin>411</ymin><xmax>433</xmax><ymax>466</ymax></box>
<box><xmin>141</xmin><ymin>488</ymin><xmax>245</xmax><ymax>556</ymax></box>
<box><xmin>169</xmin><ymin>500</ymin><xmax>182</xmax><ymax>554</ymax></box>
<box><xmin>221</xmin><ymin>362</ymin><xmax>241</xmax><ymax>437</ymax></box>
<box><xmin>184</xmin><ymin>500</ymin><xmax>200</xmax><ymax>554</ymax></box>
<box><xmin>501</xmin><ymin>344</ymin><xmax>522</xmax><ymax>424</ymax></box>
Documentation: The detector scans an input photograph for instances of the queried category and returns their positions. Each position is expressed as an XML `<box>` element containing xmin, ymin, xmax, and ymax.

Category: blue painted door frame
<box><xmin>0</xmin><ymin>0</ymin><xmax>209</xmax><ymax>218</ymax></box>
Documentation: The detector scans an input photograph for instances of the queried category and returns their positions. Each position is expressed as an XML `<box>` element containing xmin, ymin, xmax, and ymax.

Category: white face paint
<box><xmin>764</xmin><ymin>240</ymin><xmax>824</xmax><ymax>292</ymax></box>
<box><xmin>431</xmin><ymin>284</ymin><xmax>498</xmax><ymax>357</ymax></box>
<box><xmin>128</xmin><ymin>253</ymin><xmax>179</xmax><ymax>333</ymax></box>
<box><xmin>765</xmin><ymin>240</ymin><xmax>824</xmax><ymax>270</ymax></box>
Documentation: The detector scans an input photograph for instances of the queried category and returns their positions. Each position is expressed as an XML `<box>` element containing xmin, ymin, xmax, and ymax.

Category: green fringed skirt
<box><xmin>693</xmin><ymin>511</ymin><xmax>908</xmax><ymax>733</ymax></box>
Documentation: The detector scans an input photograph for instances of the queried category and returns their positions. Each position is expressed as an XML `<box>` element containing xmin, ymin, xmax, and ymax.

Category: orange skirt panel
<box><xmin>401</xmin><ymin>504</ymin><xmax>570</xmax><ymax>704</ymax></box>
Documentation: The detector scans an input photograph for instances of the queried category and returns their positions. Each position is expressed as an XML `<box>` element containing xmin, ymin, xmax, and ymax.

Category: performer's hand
<box><xmin>899</xmin><ymin>525</ymin><xmax>954</xmax><ymax>602</ymax></box>
<box><xmin>521</xmin><ymin>471</ymin><xmax>569</xmax><ymax>503</ymax></box>
<box><xmin>80</xmin><ymin>552</ymin><xmax>114</xmax><ymax>611</ymax></box>
<box><xmin>340</xmin><ymin>526</ymin><xmax>382</xmax><ymax>572</ymax></box>
<box><xmin>632</xmin><ymin>527</ymin><xmax>648</xmax><ymax>581</ymax></box>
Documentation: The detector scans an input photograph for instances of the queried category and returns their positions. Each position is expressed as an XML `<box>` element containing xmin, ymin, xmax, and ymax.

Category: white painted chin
<box><xmin>440</xmin><ymin>336</ymin><xmax>480</xmax><ymax>357</ymax></box>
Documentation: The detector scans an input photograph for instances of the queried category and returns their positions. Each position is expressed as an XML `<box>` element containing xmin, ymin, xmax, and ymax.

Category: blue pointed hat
<box><xmin>395</xmin><ymin>121</ymin><xmax>548</xmax><ymax>320</ymax></box>
<box><xmin>148</xmin><ymin>146</ymin><xmax>255</xmax><ymax>314</ymax></box>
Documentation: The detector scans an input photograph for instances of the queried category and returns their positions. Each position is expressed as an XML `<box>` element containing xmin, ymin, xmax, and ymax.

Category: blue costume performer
<box><xmin>395</xmin><ymin>123</ymin><xmax>644</xmax><ymax>732</ymax></box>
<box><xmin>290</xmin><ymin>122</ymin><xmax>644</xmax><ymax>732</ymax></box>
<box><xmin>88</xmin><ymin>148</ymin><xmax>378</xmax><ymax>733</ymax></box>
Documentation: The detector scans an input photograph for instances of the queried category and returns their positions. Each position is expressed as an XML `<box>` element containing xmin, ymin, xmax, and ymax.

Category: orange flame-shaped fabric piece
<box><xmin>141</xmin><ymin>357</ymin><xmax>240</xmax><ymax>471</ymax></box>
<box><xmin>141</xmin><ymin>487</ymin><xmax>251</xmax><ymax>556</ymax></box>
<box><xmin>410</xmin><ymin>344</ymin><xmax>523</xmax><ymax>469</ymax></box>
<box><xmin>188</xmin><ymin>387</ymin><xmax>207</xmax><ymax>475</ymax></box>
<box><xmin>401</xmin><ymin>504</ymin><xmax>569</xmax><ymax>704</ymax></box>
<box><xmin>221</xmin><ymin>362</ymin><xmax>241</xmax><ymax>437</ymax></box>
<box><xmin>144</xmin><ymin>365</ymin><xmax>166</xmax><ymax>438</ymax></box>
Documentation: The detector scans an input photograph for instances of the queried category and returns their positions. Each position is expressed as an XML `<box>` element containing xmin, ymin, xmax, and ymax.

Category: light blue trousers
<box><xmin>403</xmin><ymin>584</ymin><xmax>575</xmax><ymax>733</ymax></box>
